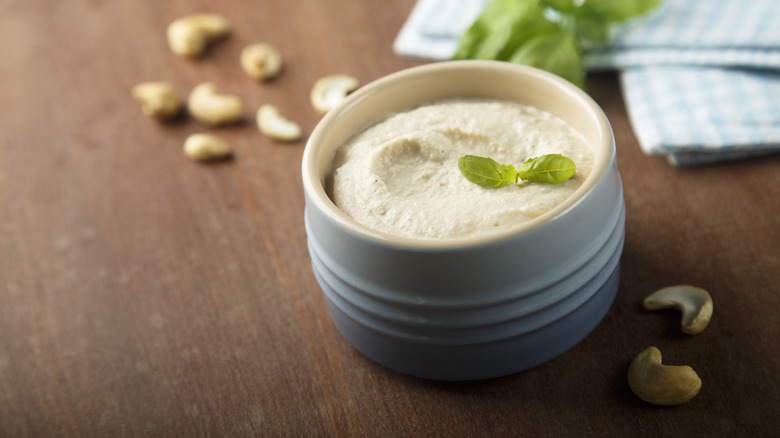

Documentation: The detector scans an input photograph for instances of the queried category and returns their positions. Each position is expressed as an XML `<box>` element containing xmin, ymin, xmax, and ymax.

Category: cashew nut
<box><xmin>183</xmin><ymin>133</ymin><xmax>232</xmax><ymax>162</ymax></box>
<box><xmin>131</xmin><ymin>82</ymin><xmax>182</xmax><ymax>120</ymax></box>
<box><xmin>240</xmin><ymin>43</ymin><xmax>283</xmax><ymax>81</ymax></box>
<box><xmin>187</xmin><ymin>82</ymin><xmax>243</xmax><ymax>126</ymax></box>
<box><xmin>167</xmin><ymin>14</ymin><xmax>230</xmax><ymax>58</ymax></box>
<box><xmin>256</xmin><ymin>104</ymin><xmax>302</xmax><ymax>142</ymax></box>
<box><xmin>310</xmin><ymin>74</ymin><xmax>359</xmax><ymax>114</ymax></box>
<box><xmin>628</xmin><ymin>347</ymin><xmax>702</xmax><ymax>406</ymax></box>
<box><xmin>644</xmin><ymin>285</ymin><xmax>713</xmax><ymax>335</ymax></box>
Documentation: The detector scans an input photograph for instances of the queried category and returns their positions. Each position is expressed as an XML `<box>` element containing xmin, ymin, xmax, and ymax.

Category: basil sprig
<box><xmin>458</xmin><ymin>154</ymin><xmax>576</xmax><ymax>187</ymax></box>
<box><xmin>452</xmin><ymin>0</ymin><xmax>661</xmax><ymax>88</ymax></box>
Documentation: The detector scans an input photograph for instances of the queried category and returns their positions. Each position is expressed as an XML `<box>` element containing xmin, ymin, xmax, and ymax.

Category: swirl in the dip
<box><xmin>329</xmin><ymin>99</ymin><xmax>594</xmax><ymax>239</ymax></box>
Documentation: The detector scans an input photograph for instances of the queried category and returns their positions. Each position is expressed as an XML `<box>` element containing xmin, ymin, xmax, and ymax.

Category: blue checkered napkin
<box><xmin>393</xmin><ymin>0</ymin><xmax>488</xmax><ymax>60</ymax></box>
<box><xmin>621</xmin><ymin>67</ymin><xmax>780</xmax><ymax>166</ymax></box>
<box><xmin>393</xmin><ymin>0</ymin><xmax>780</xmax><ymax>166</ymax></box>
<box><xmin>585</xmin><ymin>0</ymin><xmax>780</xmax><ymax>70</ymax></box>
<box><xmin>588</xmin><ymin>0</ymin><xmax>780</xmax><ymax>165</ymax></box>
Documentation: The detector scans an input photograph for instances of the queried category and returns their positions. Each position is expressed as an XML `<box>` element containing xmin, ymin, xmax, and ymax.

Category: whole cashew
<box><xmin>310</xmin><ymin>74</ymin><xmax>359</xmax><ymax>114</ymax></box>
<box><xmin>167</xmin><ymin>14</ymin><xmax>230</xmax><ymax>58</ymax></box>
<box><xmin>188</xmin><ymin>82</ymin><xmax>243</xmax><ymax>126</ymax></box>
<box><xmin>256</xmin><ymin>104</ymin><xmax>302</xmax><ymax>142</ymax></box>
<box><xmin>628</xmin><ymin>347</ymin><xmax>702</xmax><ymax>406</ymax></box>
<box><xmin>240</xmin><ymin>43</ymin><xmax>283</xmax><ymax>81</ymax></box>
<box><xmin>644</xmin><ymin>285</ymin><xmax>713</xmax><ymax>335</ymax></box>
<box><xmin>183</xmin><ymin>133</ymin><xmax>232</xmax><ymax>162</ymax></box>
<box><xmin>131</xmin><ymin>82</ymin><xmax>182</xmax><ymax>120</ymax></box>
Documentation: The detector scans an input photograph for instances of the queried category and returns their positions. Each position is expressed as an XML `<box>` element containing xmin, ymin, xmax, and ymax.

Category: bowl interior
<box><xmin>302</xmin><ymin>60</ymin><xmax>614</xmax><ymax>249</ymax></box>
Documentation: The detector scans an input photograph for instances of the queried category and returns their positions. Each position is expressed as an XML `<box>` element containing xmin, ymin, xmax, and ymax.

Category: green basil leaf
<box><xmin>452</xmin><ymin>0</ymin><xmax>660</xmax><ymax>90</ymax></box>
<box><xmin>542</xmin><ymin>0</ymin><xmax>576</xmax><ymax>13</ymax></box>
<box><xmin>508</xmin><ymin>28</ymin><xmax>584</xmax><ymax>88</ymax></box>
<box><xmin>458</xmin><ymin>155</ymin><xmax>518</xmax><ymax>188</ymax></box>
<box><xmin>453</xmin><ymin>0</ymin><xmax>546</xmax><ymax>61</ymax></box>
<box><xmin>518</xmin><ymin>154</ymin><xmax>577</xmax><ymax>184</ymax></box>
<box><xmin>587</xmin><ymin>0</ymin><xmax>661</xmax><ymax>22</ymax></box>
<box><xmin>497</xmin><ymin>16</ymin><xmax>560</xmax><ymax>60</ymax></box>
<box><xmin>572</xmin><ymin>5</ymin><xmax>610</xmax><ymax>44</ymax></box>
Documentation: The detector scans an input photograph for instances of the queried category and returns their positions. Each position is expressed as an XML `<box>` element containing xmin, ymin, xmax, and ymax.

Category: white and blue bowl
<box><xmin>301</xmin><ymin>61</ymin><xmax>625</xmax><ymax>381</ymax></box>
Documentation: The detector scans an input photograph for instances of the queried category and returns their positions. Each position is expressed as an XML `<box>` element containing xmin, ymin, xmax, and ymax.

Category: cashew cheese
<box><xmin>328</xmin><ymin>99</ymin><xmax>594</xmax><ymax>239</ymax></box>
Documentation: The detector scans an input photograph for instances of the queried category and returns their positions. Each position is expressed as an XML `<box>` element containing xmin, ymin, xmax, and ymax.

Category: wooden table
<box><xmin>2</xmin><ymin>1</ymin><xmax>778</xmax><ymax>436</ymax></box>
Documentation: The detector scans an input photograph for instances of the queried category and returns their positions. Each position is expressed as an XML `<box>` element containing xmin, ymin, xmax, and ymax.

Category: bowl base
<box><xmin>322</xmin><ymin>267</ymin><xmax>620</xmax><ymax>381</ymax></box>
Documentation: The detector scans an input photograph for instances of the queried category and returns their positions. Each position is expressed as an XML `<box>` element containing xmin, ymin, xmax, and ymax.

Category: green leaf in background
<box><xmin>458</xmin><ymin>155</ymin><xmax>518</xmax><ymax>188</ymax></box>
<box><xmin>587</xmin><ymin>0</ymin><xmax>662</xmax><ymax>23</ymax></box>
<box><xmin>517</xmin><ymin>154</ymin><xmax>576</xmax><ymax>184</ymax></box>
<box><xmin>497</xmin><ymin>16</ymin><xmax>560</xmax><ymax>61</ymax></box>
<box><xmin>453</xmin><ymin>0</ymin><xmax>546</xmax><ymax>61</ymax></box>
<box><xmin>542</xmin><ymin>0</ymin><xmax>577</xmax><ymax>13</ymax></box>
<box><xmin>508</xmin><ymin>28</ymin><xmax>584</xmax><ymax>88</ymax></box>
<box><xmin>571</xmin><ymin>5</ymin><xmax>610</xmax><ymax>44</ymax></box>
<box><xmin>452</xmin><ymin>0</ymin><xmax>661</xmax><ymax>88</ymax></box>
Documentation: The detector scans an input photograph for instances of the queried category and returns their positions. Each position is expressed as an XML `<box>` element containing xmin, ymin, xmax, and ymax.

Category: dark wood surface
<box><xmin>1</xmin><ymin>1</ymin><xmax>778</xmax><ymax>436</ymax></box>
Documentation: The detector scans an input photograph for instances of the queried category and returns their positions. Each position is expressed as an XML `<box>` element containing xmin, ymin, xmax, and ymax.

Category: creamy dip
<box><xmin>328</xmin><ymin>99</ymin><xmax>594</xmax><ymax>240</ymax></box>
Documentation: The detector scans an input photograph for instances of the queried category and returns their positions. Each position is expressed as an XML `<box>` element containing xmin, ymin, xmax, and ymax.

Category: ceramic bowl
<box><xmin>301</xmin><ymin>60</ymin><xmax>624</xmax><ymax>381</ymax></box>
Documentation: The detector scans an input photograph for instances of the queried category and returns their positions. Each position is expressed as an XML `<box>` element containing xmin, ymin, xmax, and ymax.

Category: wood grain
<box><xmin>1</xmin><ymin>1</ymin><xmax>778</xmax><ymax>436</ymax></box>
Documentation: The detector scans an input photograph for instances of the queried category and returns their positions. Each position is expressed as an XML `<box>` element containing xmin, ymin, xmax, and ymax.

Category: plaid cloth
<box><xmin>393</xmin><ymin>0</ymin><xmax>780</xmax><ymax>166</ymax></box>
<box><xmin>393</xmin><ymin>0</ymin><xmax>488</xmax><ymax>60</ymax></box>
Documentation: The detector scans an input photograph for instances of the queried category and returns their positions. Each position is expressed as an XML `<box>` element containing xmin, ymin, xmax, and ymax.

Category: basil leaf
<box><xmin>572</xmin><ymin>5</ymin><xmax>610</xmax><ymax>44</ymax></box>
<box><xmin>587</xmin><ymin>0</ymin><xmax>661</xmax><ymax>22</ymax></box>
<box><xmin>458</xmin><ymin>155</ymin><xmax>518</xmax><ymax>188</ymax></box>
<box><xmin>508</xmin><ymin>28</ymin><xmax>584</xmax><ymax>88</ymax></box>
<box><xmin>518</xmin><ymin>154</ymin><xmax>576</xmax><ymax>184</ymax></box>
<box><xmin>453</xmin><ymin>0</ymin><xmax>545</xmax><ymax>61</ymax></box>
<box><xmin>452</xmin><ymin>14</ymin><xmax>491</xmax><ymax>60</ymax></box>
<box><xmin>452</xmin><ymin>0</ymin><xmax>661</xmax><ymax>90</ymax></box>
<box><xmin>542</xmin><ymin>0</ymin><xmax>576</xmax><ymax>13</ymax></box>
<box><xmin>497</xmin><ymin>16</ymin><xmax>560</xmax><ymax>60</ymax></box>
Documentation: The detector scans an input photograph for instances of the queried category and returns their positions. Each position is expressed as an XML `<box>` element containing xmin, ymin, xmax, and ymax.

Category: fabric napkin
<box><xmin>393</xmin><ymin>0</ymin><xmax>780</xmax><ymax>166</ymax></box>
